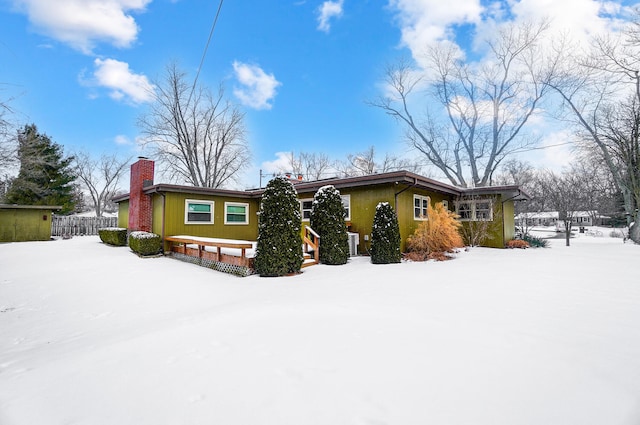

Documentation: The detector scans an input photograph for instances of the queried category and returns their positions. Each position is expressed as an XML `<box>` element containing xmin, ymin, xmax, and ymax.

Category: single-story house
<box><xmin>0</xmin><ymin>204</ymin><xmax>61</xmax><ymax>242</ymax></box>
<box><xmin>516</xmin><ymin>211</ymin><xmax>610</xmax><ymax>229</ymax></box>
<box><xmin>113</xmin><ymin>158</ymin><xmax>529</xmax><ymax>255</ymax></box>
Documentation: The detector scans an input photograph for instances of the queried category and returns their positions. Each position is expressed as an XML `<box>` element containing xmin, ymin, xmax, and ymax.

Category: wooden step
<box><xmin>301</xmin><ymin>257</ymin><xmax>318</xmax><ymax>268</ymax></box>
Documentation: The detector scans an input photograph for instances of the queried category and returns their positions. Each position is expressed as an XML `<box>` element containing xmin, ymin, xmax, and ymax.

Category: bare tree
<box><xmin>337</xmin><ymin>145</ymin><xmax>424</xmax><ymax>177</ymax></box>
<box><xmin>277</xmin><ymin>151</ymin><xmax>334</xmax><ymax>181</ymax></box>
<box><xmin>538</xmin><ymin>170</ymin><xmax>586</xmax><ymax>247</ymax></box>
<box><xmin>138</xmin><ymin>63</ymin><xmax>250</xmax><ymax>188</ymax></box>
<box><xmin>0</xmin><ymin>92</ymin><xmax>15</xmax><ymax>171</ymax></box>
<box><xmin>371</xmin><ymin>21</ymin><xmax>555</xmax><ymax>187</ymax></box>
<box><xmin>74</xmin><ymin>151</ymin><xmax>131</xmax><ymax>217</ymax></box>
<box><xmin>545</xmin><ymin>27</ymin><xmax>640</xmax><ymax>242</ymax></box>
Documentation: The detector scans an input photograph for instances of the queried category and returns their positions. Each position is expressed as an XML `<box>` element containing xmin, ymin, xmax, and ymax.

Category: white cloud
<box><xmin>317</xmin><ymin>0</ymin><xmax>344</xmax><ymax>33</ymax></box>
<box><xmin>232</xmin><ymin>61</ymin><xmax>281</xmax><ymax>110</ymax></box>
<box><xmin>508</xmin><ymin>0</ymin><xmax>625</xmax><ymax>48</ymax></box>
<box><xmin>92</xmin><ymin>58</ymin><xmax>155</xmax><ymax>104</ymax></box>
<box><xmin>261</xmin><ymin>152</ymin><xmax>292</xmax><ymax>174</ymax></box>
<box><xmin>11</xmin><ymin>0</ymin><xmax>150</xmax><ymax>53</ymax></box>
<box><xmin>114</xmin><ymin>135</ymin><xmax>132</xmax><ymax>146</ymax></box>
<box><xmin>388</xmin><ymin>0</ymin><xmax>482</xmax><ymax>59</ymax></box>
<box><xmin>388</xmin><ymin>0</ymin><xmax>631</xmax><ymax>66</ymax></box>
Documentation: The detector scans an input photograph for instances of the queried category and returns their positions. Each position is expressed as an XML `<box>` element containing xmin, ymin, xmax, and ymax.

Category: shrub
<box><xmin>129</xmin><ymin>231</ymin><xmax>162</xmax><ymax>256</ymax></box>
<box><xmin>609</xmin><ymin>229</ymin><xmax>626</xmax><ymax>238</ymax></box>
<box><xmin>255</xmin><ymin>176</ymin><xmax>304</xmax><ymax>277</ymax></box>
<box><xmin>98</xmin><ymin>227</ymin><xmax>127</xmax><ymax>246</ymax></box>
<box><xmin>406</xmin><ymin>202</ymin><xmax>464</xmax><ymax>260</ymax></box>
<box><xmin>522</xmin><ymin>234</ymin><xmax>549</xmax><ymax>248</ymax></box>
<box><xmin>506</xmin><ymin>239</ymin><xmax>530</xmax><ymax>249</ymax></box>
<box><xmin>310</xmin><ymin>185</ymin><xmax>349</xmax><ymax>265</ymax></box>
<box><xmin>370</xmin><ymin>202</ymin><xmax>402</xmax><ymax>264</ymax></box>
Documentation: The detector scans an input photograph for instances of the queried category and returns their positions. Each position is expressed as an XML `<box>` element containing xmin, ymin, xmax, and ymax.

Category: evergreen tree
<box><xmin>310</xmin><ymin>185</ymin><xmax>349</xmax><ymax>265</ymax></box>
<box><xmin>255</xmin><ymin>176</ymin><xmax>304</xmax><ymax>277</ymax></box>
<box><xmin>370</xmin><ymin>202</ymin><xmax>401</xmax><ymax>264</ymax></box>
<box><xmin>5</xmin><ymin>124</ymin><xmax>77</xmax><ymax>213</ymax></box>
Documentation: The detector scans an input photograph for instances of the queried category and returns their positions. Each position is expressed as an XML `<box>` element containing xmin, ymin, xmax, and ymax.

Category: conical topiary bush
<box><xmin>254</xmin><ymin>176</ymin><xmax>304</xmax><ymax>276</ymax></box>
<box><xmin>310</xmin><ymin>185</ymin><xmax>350</xmax><ymax>265</ymax></box>
<box><xmin>370</xmin><ymin>202</ymin><xmax>401</xmax><ymax>264</ymax></box>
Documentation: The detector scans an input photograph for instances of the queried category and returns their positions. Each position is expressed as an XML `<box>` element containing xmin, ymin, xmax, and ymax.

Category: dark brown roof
<box><xmin>112</xmin><ymin>170</ymin><xmax>529</xmax><ymax>202</ymax></box>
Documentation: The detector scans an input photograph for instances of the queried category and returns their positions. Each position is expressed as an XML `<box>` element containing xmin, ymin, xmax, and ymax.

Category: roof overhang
<box><xmin>0</xmin><ymin>204</ymin><xmax>63</xmax><ymax>210</ymax></box>
<box><xmin>292</xmin><ymin>171</ymin><xmax>461</xmax><ymax>196</ymax></box>
<box><xmin>462</xmin><ymin>186</ymin><xmax>531</xmax><ymax>201</ymax></box>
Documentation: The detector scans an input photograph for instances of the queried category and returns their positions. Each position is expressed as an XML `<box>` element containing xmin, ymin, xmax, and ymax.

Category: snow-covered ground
<box><xmin>1</xmin><ymin>230</ymin><xmax>639</xmax><ymax>425</ymax></box>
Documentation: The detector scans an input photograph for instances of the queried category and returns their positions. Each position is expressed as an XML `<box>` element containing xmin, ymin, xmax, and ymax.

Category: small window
<box><xmin>341</xmin><ymin>195</ymin><xmax>351</xmax><ymax>221</ymax></box>
<box><xmin>456</xmin><ymin>202</ymin><xmax>472</xmax><ymax>220</ymax></box>
<box><xmin>185</xmin><ymin>200</ymin><xmax>214</xmax><ymax>224</ymax></box>
<box><xmin>300</xmin><ymin>199</ymin><xmax>313</xmax><ymax>221</ymax></box>
<box><xmin>225</xmin><ymin>202</ymin><xmax>249</xmax><ymax>225</ymax></box>
<box><xmin>413</xmin><ymin>195</ymin><xmax>430</xmax><ymax>220</ymax></box>
<box><xmin>454</xmin><ymin>199</ymin><xmax>493</xmax><ymax>221</ymax></box>
<box><xmin>441</xmin><ymin>200</ymin><xmax>449</xmax><ymax>210</ymax></box>
<box><xmin>475</xmin><ymin>201</ymin><xmax>492</xmax><ymax>221</ymax></box>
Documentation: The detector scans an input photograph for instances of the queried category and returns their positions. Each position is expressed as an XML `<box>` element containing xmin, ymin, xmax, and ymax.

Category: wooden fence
<box><xmin>51</xmin><ymin>216</ymin><xmax>119</xmax><ymax>237</ymax></box>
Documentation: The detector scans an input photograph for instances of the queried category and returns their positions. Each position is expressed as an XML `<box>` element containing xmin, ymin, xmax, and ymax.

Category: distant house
<box><xmin>0</xmin><ymin>204</ymin><xmax>61</xmax><ymax>242</ymax></box>
<box><xmin>113</xmin><ymin>158</ymin><xmax>529</xmax><ymax>254</ymax></box>
<box><xmin>516</xmin><ymin>211</ymin><xmax>609</xmax><ymax>229</ymax></box>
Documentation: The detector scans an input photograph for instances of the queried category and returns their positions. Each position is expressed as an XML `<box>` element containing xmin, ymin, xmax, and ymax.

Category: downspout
<box><xmin>393</xmin><ymin>178</ymin><xmax>418</xmax><ymax>254</ymax></box>
<box><xmin>159</xmin><ymin>191</ymin><xmax>167</xmax><ymax>253</ymax></box>
<box><xmin>394</xmin><ymin>178</ymin><xmax>418</xmax><ymax>212</ymax></box>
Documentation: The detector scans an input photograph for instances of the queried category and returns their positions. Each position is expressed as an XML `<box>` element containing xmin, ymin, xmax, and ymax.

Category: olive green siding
<box><xmin>151</xmin><ymin>194</ymin><xmax>164</xmax><ymax>236</ymax></box>
<box><xmin>0</xmin><ymin>208</ymin><xmax>54</xmax><ymax>242</ymax></box>
<box><xmin>117</xmin><ymin>200</ymin><xmax>129</xmax><ymax>228</ymax></box>
<box><xmin>117</xmin><ymin>184</ymin><xmax>518</xmax><ymax>253</ymax></box>
<box><xmin>458</xmin><ymin>195</ymin><xmax>516</xmax><ymax>248</ymax></box>
<box><xmin>502</xmin><ymin>198</ymin><xmax>516</xmax><ymax>242</ymax></box>
<box><xmin>158</xmin><ymin>192</ymin><xmax>259</xmax><ymax>251</ymax></box>
<box><xmin>301</xmin><ymin>184</ymin><xmax>454</xmax><ymax>253</ymax></box>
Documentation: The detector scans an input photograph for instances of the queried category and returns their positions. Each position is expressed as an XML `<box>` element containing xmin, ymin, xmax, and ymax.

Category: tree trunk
<box><xmin>564</xmin><ymin>221</ymin><xmax>571</xmax><ymax>247</ymax></box>
<box><xmin>630</xmin><ymin>212</ymin><xmax>640</xmax><ymax>243</ymax></box>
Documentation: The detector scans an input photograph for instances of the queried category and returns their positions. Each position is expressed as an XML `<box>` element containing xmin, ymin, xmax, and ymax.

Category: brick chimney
<box><xmin>128</xmin><ymin>157</ymin><xmax>154</xmax><ymax>232</ymax></box>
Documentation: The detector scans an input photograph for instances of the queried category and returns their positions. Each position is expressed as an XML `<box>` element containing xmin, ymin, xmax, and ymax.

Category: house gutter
<box><xmin>394</xmin><ymin>178</ymin><xmax>418</xmax><ymax>212</ymax></box>
<box><xmin>159</xmin><ymin>191</ymin><xmax>167</xmax><ymax>253</ymax></box>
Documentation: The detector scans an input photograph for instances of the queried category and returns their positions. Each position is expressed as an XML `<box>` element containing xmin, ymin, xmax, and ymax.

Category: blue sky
<box><xmin>1</xmin><ymin>0</ymin><xmax>637</xmax><ymax>188</ymax></box>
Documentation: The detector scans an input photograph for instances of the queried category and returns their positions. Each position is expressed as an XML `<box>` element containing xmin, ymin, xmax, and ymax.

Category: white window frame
<box><xmin>441</xmin><ymin>200</ymin><xmax>449</xmax><ymax>210</ymax></box>
<box><xmin>300</xmin><ymin>198</ymin><xmax>313</xmax><ymax>222</ymax></box>
<box><xmin>341</xmin><ymin>194</ymin><xmax>351</xmax><ymax>221</ymax></box>
<box><xmin>224</xmin><ymin>202</ymin><xmax>249</xmax><ymax>225</ymax></box>
<box><xmin>454</xmin><ymin>199</ymin><xmax>493</xmax><ymax>221</ymax></box>
<box><xmin>413</xmin><ymin>194</ymin><xmax>430</xmax><ymax>220</ymax></box>
<box><xmin>300</xmin><ymin>195</ymin><xmax>351</xmax><ymax>222</ymax></box>
<box><xmin>185</xmin><ymin>199</ymin><xmax>214</xmax><ymax>224</ymax></box>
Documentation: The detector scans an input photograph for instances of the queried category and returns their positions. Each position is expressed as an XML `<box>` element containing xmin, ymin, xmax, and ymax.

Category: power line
<box><xmin>187</xmin><ymin>0</ymin><xmax>225</xmax><ymax>106</ymax></box>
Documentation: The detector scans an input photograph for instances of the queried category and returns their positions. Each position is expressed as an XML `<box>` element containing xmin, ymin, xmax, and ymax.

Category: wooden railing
<box><xmin>303</xmin><ymin>226</ymin><xmax>320</xmax><ymax>267</ymax></box>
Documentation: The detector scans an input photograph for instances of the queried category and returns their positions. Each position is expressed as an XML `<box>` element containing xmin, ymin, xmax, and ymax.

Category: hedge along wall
<box><xmin>297</xmin><ymin>183</ymin><xmax>455</xmax><ymax>254</ymax></box>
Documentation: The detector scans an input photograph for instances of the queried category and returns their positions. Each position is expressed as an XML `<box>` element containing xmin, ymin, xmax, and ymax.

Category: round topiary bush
<box><xmin>129</xmin><ymin>231</ymin><xmax>162</xmax><ymax>256</ymax></box>
<box><xmin>370</xmin><ymin>202</ymin><xmax>401</xmax><ymax>264</ymax></box>
<box><xmin>310</xmin><ymin>185</ymin><xmax>349</xmax><ymax>265</ymax></box>
<box><xmin>254</xmin><ymin>176</ymin><xmax>304</xmax><ymax>277</ymax></box>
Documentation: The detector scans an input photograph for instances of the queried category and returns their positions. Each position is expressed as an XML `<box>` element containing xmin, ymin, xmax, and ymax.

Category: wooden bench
<box><xmin>165</xmin><ymin>236</ymin><xmax>255</xmax><ymax>269</ymax></box>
